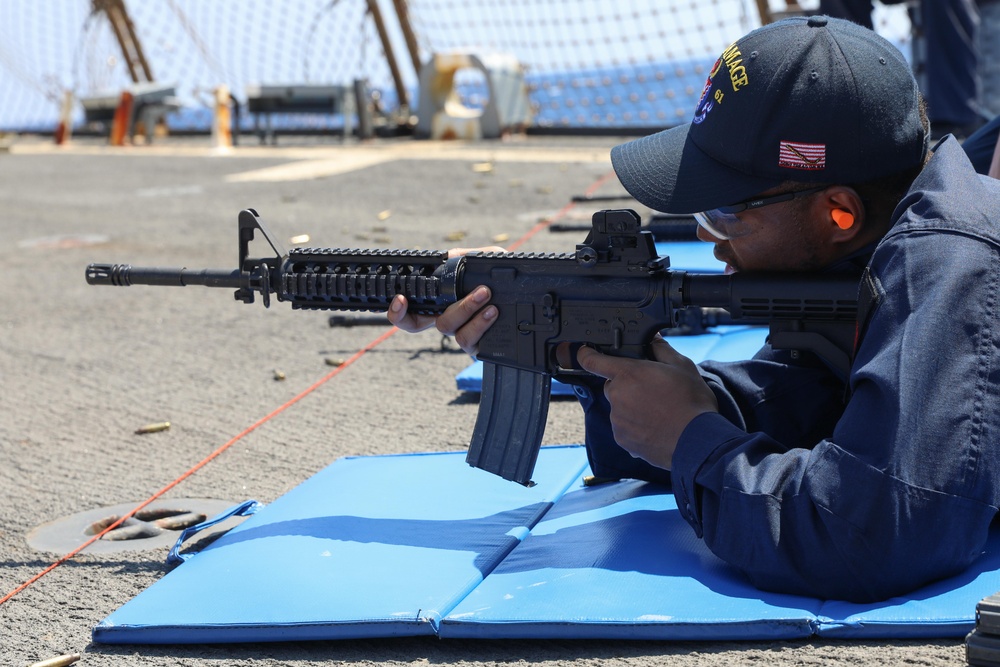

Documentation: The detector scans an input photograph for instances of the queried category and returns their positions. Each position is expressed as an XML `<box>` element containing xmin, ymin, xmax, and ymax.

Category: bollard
<box><xmin>212</xmin><ymin>85</ymin><xmax>233</xmax><ymax>151</ymax></box>
<box><xmin>108</xmin><ymin>90</ymin><xmax>134</xmax><ymax>146</ymax></box>
<box><xmin>54</xmin><ymin>91</ymin><xmax>74</xmax><ymax>145</ymax></box>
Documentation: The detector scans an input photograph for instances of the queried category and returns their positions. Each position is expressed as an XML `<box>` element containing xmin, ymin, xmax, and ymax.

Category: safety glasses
<box><xmin>694</xmin><ymin>186</ymin><xmax>827</xmax><ymax>240</ymax></box>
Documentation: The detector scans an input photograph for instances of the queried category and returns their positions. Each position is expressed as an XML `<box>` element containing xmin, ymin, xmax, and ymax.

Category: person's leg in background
<box><xmin>918</xmin><ymin>0</ymin><xmax>982</xmax><ymax>138</ymax></box>
<box><xmin>818</xmin><ymin>0</ymin><xmax>874</xmax><ymax>27</ymax></box>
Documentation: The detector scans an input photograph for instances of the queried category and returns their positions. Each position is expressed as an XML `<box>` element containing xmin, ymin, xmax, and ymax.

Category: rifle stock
<box><xmin>87</xmin><ymin>208</ymin><xmax>860</xmax><ymax>485</ymax></box>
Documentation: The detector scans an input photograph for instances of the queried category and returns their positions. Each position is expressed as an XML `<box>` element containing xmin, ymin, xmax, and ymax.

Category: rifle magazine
<box><xmin>466</xmin><ymin>363</ymin><xmax>551</xmax><ymax>486</ymax></box>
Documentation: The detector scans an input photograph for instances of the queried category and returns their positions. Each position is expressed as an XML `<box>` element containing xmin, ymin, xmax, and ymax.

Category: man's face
<box><xmin>695</xmin><ymin>187</ymin><xmax>832</xmax><ymax>273</ymax></box>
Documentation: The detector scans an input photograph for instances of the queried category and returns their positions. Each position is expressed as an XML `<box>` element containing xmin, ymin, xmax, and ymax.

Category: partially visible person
<box><xmin>820</xmin><ymin>0</ymin><xmax>983</xmax><ymax>138</ymax></box>
<box><xmin>963</xmin><ymin>112</ymin><xmax>1000</xmax><ymax>174</ymax></box>
<box><xmin>918</xmin><ymin>0</ymin><xmax>983</xmax><ymax>137</ymax></box>
<box><xmin>818</xmin><ymin>0</ymin><xmax>884</xmax><ymax>28</ymax></box>
<box><xmin>390</xmin><ymin>16</ymin><xmax>1000</xmax><ymax>602</ymax></box>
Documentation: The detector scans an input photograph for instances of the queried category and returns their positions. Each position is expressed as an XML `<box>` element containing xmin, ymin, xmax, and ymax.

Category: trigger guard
<box><xmin>551</xmin><ymin>342</ymin><xmax>593</xmax><ymax>386</ymax></box>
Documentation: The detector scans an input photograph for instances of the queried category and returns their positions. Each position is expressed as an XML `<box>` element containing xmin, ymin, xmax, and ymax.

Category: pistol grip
<box><xmin>466</xmin><ymin>363</ymin><xmax>551</xmax><ymax>486</ymax></box>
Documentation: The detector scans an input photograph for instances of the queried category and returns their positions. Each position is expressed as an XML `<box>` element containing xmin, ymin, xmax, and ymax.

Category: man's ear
<box><xmin>821</xmin><ymin>186</ymin><xmax>865</xmax><ymax>242</ymax></box>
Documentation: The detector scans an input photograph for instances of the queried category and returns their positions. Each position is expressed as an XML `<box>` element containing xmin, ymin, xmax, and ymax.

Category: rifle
<box><xmin>86</xmin><ymin>208</ymin><xmax>860</xmax><ymax>486</ymax></box>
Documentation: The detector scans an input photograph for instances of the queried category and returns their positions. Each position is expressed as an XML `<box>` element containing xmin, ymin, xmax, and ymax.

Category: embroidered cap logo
<box><xmin>779</xmin><ymin>140</ymin><xmax>826</xmax><ymax>170</ymax></box>
<box><xmin>692</xmin><ymin>41</ymin><xmax>751</xmax><ymax>125</ymax></box>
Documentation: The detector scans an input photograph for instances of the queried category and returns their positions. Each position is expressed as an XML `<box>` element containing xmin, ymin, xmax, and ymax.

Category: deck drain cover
<box><xmin>27</xmin><ymin>498</ymin><xmax>245</xmax><ymax>555</ymax></box>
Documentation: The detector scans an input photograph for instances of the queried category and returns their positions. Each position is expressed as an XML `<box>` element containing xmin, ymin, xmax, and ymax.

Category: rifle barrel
<box><xmin>85</xmin><ymin>263</ymin><xmax>242</xmax><ymax>288</ymax></box>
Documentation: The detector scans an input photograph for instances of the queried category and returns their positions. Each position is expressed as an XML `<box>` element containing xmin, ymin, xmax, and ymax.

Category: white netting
<box><xmin>405</xmin><ymin>0</ymin><xmax>760</xmax><ymax>128</ymax></box>
<box><xmin>0</xmin><ymin>0</ymin><xmax>913</xmax><ymax>133</ymax></box>
<box><xmin>0</xmin><ymin>0</ymin><xmax>398</xmax><ymax>132</ymax></box>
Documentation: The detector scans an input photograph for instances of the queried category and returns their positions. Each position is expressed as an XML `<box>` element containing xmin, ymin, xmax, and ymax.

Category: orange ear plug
<box><xmin>832</xmin><ymin>209</ymin><xmax>855</xmax><ymax>229</ymax></box>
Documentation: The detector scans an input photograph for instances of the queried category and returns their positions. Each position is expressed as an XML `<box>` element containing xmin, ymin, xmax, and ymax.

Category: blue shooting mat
<box><xmin>455</xmin><ymin>241</ymin><xmax>769</xmax><ymax>395</ymax></box>
<box><xmin>93</xmin><ymin>446</ymin><xmax>590</xmax><ymax>644</ymax></box>
<box><xmin>440</xmin><ymin>473</ymin><xmax>1000</xmax><ymax>640</ymax></box>
<box><xmin>94</xmin><ymin>447</ymin><xmax>1000</xmax><ymax>644</ymax></box>
<box><xmin>440</xmin><ymin>475</ymin><xmax>822</xmax><ymax>640</ymax></box>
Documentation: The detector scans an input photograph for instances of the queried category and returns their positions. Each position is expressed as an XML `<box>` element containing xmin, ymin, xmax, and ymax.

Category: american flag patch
<box><xmin>779</xmin><ymin>141</ymin><xmax>826</xmax><ymax>170</ymax></box>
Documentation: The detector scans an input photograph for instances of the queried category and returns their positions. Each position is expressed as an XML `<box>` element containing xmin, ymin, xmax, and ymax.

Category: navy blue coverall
<box><xmin>579</xmin><ymin>137</ymin><xmax>1000</xmax><ymax>602</ymax></box>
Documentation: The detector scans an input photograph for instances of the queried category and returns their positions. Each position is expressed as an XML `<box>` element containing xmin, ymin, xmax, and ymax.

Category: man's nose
<box><xmin>696</xmin><ymin>225</ymin><xmax>720</xmax><ymax>243</ymax></box>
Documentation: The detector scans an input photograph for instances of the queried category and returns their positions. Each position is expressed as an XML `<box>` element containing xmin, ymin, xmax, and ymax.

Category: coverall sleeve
<box><xmin>672</xmin><ymin>229</ymin><xmax>1000</xmax><ymax>602</ymax></box>
<box><xmin>580</xmin><ymin>343</ymin><xmax>847</xmax><ymax>488</ymax></box>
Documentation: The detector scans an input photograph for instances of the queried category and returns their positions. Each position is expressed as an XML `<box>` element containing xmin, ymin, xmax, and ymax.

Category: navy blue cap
<box><xmin>611</xmin><ymin>15</ymin><xmax>928</xmax><ymax>214</ymax></box>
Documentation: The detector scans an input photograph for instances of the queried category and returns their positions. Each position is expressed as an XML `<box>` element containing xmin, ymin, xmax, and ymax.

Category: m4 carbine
<box><xmin>86</xmin><ymin>208</ymin><xmax>860</xmax><ymax>486</ymax></box>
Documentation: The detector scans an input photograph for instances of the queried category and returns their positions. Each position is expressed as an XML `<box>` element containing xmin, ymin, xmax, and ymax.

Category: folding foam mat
<box><xmin>94</xmin><ymin>446</ymin><xmax>591</xmax><ymax>644</ymax></box>
<box><xmin>94</xmin><ymin>447</ymin><xmax>1000</xmax><ymax>644</ymax></box>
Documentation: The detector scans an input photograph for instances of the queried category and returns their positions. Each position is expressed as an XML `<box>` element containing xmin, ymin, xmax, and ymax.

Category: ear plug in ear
<box><xmin>832</xmin><ymin>209</ymin><xmax>855</xmax><ymax>229</ymax></box>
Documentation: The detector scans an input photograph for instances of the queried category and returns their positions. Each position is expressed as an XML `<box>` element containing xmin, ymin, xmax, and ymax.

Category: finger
<box><xmin>387</xmin><ymin>294</ymin><xmax>437</xmax><ymax>333</ymax></box>
<box><xmin>436</xmin><ymin>286</ymin><xmax>492</xmax><ymax>337</ymax></box>
<box><xmin>576</xmin><ymin>345</ymin><xmax>619</xmax><ymax>380</ymax></box>
<box><xmin>648</xmin><ymin>336</ymin><xmax>701</xmax><ymax>374</ymax></box>
<box><xmin>454</xmin><ymin>304</ymin><xmax>498</xmax><ymax>357</ymax></box>
<box><xmin>648</xmin><ymin>335</ymin><xmax>682</xmax><ymax>363</ymax></box>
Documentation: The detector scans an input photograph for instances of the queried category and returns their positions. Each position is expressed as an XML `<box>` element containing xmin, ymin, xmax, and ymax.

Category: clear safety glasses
<box><xmin>694</xmin><ymin>186</ymin><xmax>827</xmax><ymax>240</ymax></box>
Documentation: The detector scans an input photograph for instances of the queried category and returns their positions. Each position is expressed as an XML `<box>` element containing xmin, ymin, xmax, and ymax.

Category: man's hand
<box><xmin>386</xmin><ymin>246</ymin><xmax>504</xmax><ymax>357</ymax></box>
<box><xmin>576</xmin><ymin>335</ymin><xmax>719</xmax><ymax>470</ymax></box>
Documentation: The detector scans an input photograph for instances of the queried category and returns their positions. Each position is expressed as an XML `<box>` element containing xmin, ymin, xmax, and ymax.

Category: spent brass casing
<box><xmin>134</xmin><ymin>421</ymin><xmax>170</xmax><ymax>434</ymax></box>
<box><xmin>28</xmin><ymin>653</ymin><xmax>82</xmax><ymax>667</ymax></box>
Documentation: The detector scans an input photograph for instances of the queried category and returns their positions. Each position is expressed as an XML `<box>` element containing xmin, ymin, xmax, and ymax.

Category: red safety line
<box><xmin>0</xmin><ymin>327</ymin><xmax>398</xmax><ymax>607</ymax></box>
<box><xmin>0</xmin><ymin>168</ymin><xmax>618</xmax><ymax>607</ymax></box>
